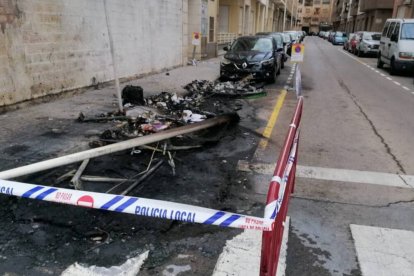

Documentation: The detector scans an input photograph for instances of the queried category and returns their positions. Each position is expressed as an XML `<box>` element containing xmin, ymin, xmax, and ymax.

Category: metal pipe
<box><xmin>121</xmin><ymin>160</ymin><xmax>163</xmax><ymax>195</ymax></box>
<box><xmin>70</xmin><ymin>159</ymin><xmax>90</xmax><ymax>190</ymax></box>
<box><xmin>0</xmin><ymin>114</ymin><xmax>236</xmax><ymax>180</ymax></box>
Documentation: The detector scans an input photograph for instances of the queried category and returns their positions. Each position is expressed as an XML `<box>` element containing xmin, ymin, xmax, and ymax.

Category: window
<box><xmin>401</xmin><ymin>23</ymin><xmax>414</xmax><ymax>40</ymax></box>
<box><xmin>314</xmin><ymin>8</ymin><xmax>320</xmax><ymax>15</ymax></box>
<box><xmin>322</xmin><ymin>0</ymin><xmax>330</xmax><ymax>4</ymax></box>
<box><xmin>393</xmin><ymin>23</ymin><xmax>400</xmax><ymax>39</ymax></box>
<box><xmin>382</xmin><ymin>22</ymin><xmax>390</xmax><ymax>36</ymax></box>
<box><xmin>209</xmin><ymin>17</ymin><xmax>215</xmax><ymax>42</ymax></box>
<box><xmin>387</xmin><ymin>22</ymin><xmax>395</xmax><ymax>38</ymax></box>
<box><xmin>305</xmin><ymin>0</ymin><xmax>312</xmax><ymax>6</ymax></box>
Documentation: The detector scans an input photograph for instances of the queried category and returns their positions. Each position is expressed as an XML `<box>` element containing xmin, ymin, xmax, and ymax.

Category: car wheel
<box><xmin>357</xmin><ymin>49</ymin><xmax>363</xmax><ymax>57</ymax></box>
<box><xmin>277</xmin><ymin>64</ymin><xmax>281</xmax><ymax>75</ymax></box>
<box><xmin>376</xmin><ymin>54</ymin><xmax>384</xmax><ymax>69</ymax></box>
<box><xmin>390</xmin><ymin>58</ymin><xmax>397</xmax><ymax>75</ymax></box>
<box><xmin>266</xmin><ymin>69</ymin><xmax>276</xmax><ymax>84</ymax></box>
<box><xmin>281</xmin><ymin>59</ymin><xmax>285</xmax><ymax>69</ymax></box>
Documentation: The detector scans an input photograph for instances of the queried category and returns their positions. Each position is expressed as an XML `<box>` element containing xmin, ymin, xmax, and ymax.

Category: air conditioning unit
<box><xmin>403</xmin><ymin>0</ymin><xmax>412</xmax><ymax>4</ymax></box>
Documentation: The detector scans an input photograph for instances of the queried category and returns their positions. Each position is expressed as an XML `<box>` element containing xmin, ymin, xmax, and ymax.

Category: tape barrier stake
<box><xmin>0</xmin><ymin>179</ymin><xmax>273</xmax><ymax>231</ymax></box>
<box><xmin>260</xmin><ymin>97</ymin><xmax>303</xmax><ymax>276</ymax></box>
<box><xmin>261</xmin><ymin>133</ymin><xmax>298</xmax><ymax>275</ymax></box>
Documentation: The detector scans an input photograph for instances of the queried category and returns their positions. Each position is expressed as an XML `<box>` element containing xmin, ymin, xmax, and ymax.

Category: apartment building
<box><xmin>393</xmin><ymin>0</ymin><xmax>414</xmax><ymax>18</ymax></box>
<box><xmin>332</xmin><ymin>0</ymin><xmax>393</xmax><ymax>32</ymax></box>
<box><xmin>297</xmin><ymin>0</ymin><xmax>333</xmax><ymax>33</ymax></box>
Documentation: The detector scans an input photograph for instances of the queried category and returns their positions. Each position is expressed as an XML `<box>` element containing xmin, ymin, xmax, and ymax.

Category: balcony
<box><xmin>359</xmin><ymin>0</ymin><xmax>393</xmax><ymax>12</ymax></box>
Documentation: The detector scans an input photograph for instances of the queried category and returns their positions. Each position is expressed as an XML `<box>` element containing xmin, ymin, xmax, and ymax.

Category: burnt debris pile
<box><xmin>78</xmin><ymin>79</ymin><xmax>259</xmax><ymax>146</ymax></box>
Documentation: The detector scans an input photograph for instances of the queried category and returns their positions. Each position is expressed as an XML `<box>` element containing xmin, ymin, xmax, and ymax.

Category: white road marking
<box><xmin>402</xmin><ymin>86</ymin><xmax>410</xmax><ymax>91</ymax></box>
<box><xmin>237</xmin><ymin>160</ymin><xmax>414</xmax><ymax>189</ymax></box>
<box><xmin>412</xmin><ymin>91</ymin><xmax>414</xmax><ymax>95</ymax></box>
<box><xmin>339</xmin><ymin>49</ymin><xmax>414</xmax><ymax>96</ymax></box>
<box><xmin>212</xmin><ymin>217</ymin><xmax>290</xmax><ymax>276</ymax></box>
<box><xmin>62</xmin><ymin>251</ymin><xmax>149</xmax><ymax>276</ymax></box>
<box><xmin>351</xmin><ymin>225</ymin><xmax>414</xmax><ymax>276</ymax></box>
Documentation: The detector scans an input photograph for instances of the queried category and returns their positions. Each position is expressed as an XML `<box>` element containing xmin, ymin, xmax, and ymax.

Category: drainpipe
<box><xmin>283</xmin><ymin>2</ymin><xmax>287</xmax><ymax>31</ymax></box>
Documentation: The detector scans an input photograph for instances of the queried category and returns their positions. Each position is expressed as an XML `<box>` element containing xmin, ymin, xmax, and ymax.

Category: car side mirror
<box><xmin>390</xmin><ymin>34</ymin><xmax>398</xmax><ymax>42</ymax></box>
<box><xmin>223</xmin><ymin>46</ymin><xmax>229</xmax><ymax>51</ymax></box>
<box><xmin>287</xmin><ymin>47</ymin><xmax>292</xmax><ymax>56</ymax></box>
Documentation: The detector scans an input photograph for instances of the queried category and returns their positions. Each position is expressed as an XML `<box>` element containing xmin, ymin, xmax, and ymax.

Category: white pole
<box><xmin>283</xmin><ymin>3</ymin><xmax>287</xmax><ymax>31</ymax></box>
<box><xmin>103</xmin><ymin>0</ymin><xmax>123</xmax><ymax>113</ymax></box>
<box><xmin>0</xmin><ymin>115</ymin><xmax>234</xmax><ymax>180</ymax></box>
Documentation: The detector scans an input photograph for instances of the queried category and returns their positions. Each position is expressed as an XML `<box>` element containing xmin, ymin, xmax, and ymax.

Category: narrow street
<box><xmin>283</xmin><ymin>37</ymin><xmax>414</xmax><ymax>275</ymax></box>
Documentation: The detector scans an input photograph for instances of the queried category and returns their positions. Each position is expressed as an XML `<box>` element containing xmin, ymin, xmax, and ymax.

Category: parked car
<box><xmin>282</xmin><ymin>33</ymin><xmax>294</xmax><ymax>57</ymax></box>
<box><xmin>256</xmin><ymin>32</ymin><xmax>288</xmax><ymax>68</ymax></box>
<box><xmin>324</xmin><ymin>31</ymin><xmax>331</xmax><ymax>40</ymax></box>
<box><xmin>220</xmin><ymin>36</ymin><xmax>282</xmax><ymax>83</ymax></box>
<box><xmin>343</xmin><ymin>33</ymin><xmax>354</xmax><ymax>50</ymax></box>
<box><xmin>284</xmin><ymin>31</ymin><xmax>300</xmax><ymax>43</ymax></box>
<box><xmin>355</xmin><ymin>32</ymin><xmax>381</xmax><ymax>57</ymax></box>
<box><xmin>332</xmin><ymin>32</ymin><xmax>347</xmax><ymax>45</ymax></box>
<box><xmin>377</xmin><ymin>18</ymin><xmax>414</xmax><ymax>75</ymax></box>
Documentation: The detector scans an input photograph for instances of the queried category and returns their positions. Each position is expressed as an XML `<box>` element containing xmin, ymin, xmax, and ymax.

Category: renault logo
<box><xmin>242</xmin><ymin>62</ymin><xmax>248</xmax><ymax>69</ymax></box>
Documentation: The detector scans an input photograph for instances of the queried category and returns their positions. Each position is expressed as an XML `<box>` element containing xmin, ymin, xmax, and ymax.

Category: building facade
<box><xmin>393</xmin><ymin>0</ymin><xmax>414</xmax><ymax>18</ymax></box>
<box><xmin>332</xmin><ymin>0</ymin><xmax>394</xmax><ymax>32</ymax></box>
<box><xmin>0</xmin><ymin>0</ymin><xmax>301</xmax><ymax>107</ymax></box>
<box><xmin>297</xmin><ymin>0</ymin><xmax>333</xmax><ymax>33</ymax></box>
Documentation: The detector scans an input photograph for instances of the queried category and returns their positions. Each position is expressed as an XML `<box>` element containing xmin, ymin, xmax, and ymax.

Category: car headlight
<box><xmin>221</xmin><ymin>58</ymin><xmax>232</xmax><ymax>65</ymax></box>
<box><xmin>261</xmin><ymin>58</ymin><xmax>274</xmax><ymax>66</ymax></box>
<box><xmin>399</xmin><ymin>52</ymin><xmax>414</xmax><ymax>59</ymax></box>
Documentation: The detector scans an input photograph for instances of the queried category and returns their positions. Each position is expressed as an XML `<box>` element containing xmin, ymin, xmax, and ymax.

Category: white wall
<box><xmin>0</xmin><ymin>0</ymin><xmax>186</xmax><ymax>106</ymax></box>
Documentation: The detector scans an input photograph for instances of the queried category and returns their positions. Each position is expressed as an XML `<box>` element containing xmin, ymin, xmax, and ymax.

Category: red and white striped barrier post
<box><xmin>260</xmin><ymin>96</ymin><xmax>303</xmax><ymax>276</ymax></box>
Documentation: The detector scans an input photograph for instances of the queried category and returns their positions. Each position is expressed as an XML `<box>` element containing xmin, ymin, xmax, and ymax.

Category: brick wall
<box><xmin>0</xmin><ymin>0</ymin><xmax>186</xmax><ymax>107</ymax></box>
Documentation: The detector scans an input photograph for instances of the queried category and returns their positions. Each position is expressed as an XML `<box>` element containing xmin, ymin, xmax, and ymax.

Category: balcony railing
<box><xmin>217</xmin><ymin>33</ymin><xmax>238</xmax><ymax>44</ymax></box>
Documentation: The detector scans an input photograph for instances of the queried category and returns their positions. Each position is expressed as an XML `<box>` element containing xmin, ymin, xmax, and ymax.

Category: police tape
<box><xmin>0</xmin><ymin>179</ymin><xmax>274</xmax><ymax>231</ymax></box>
<box><xmin>264</xmin><ymin>132</ymin><xmax>299</xmax><ymax>220</ymax></box>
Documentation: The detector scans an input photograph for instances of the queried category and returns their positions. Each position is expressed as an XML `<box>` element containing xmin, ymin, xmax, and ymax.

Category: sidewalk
<box><xmin>0</xmin><ymin>59</ymin><xmax>220</xmax><ymax>172</ymax></box>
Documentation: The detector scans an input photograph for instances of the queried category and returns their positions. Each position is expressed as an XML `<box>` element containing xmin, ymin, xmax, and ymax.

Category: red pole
<box><xmin>260</xmin><ymin>97</ymin><xmax>303</xmax><ymax>276</ymax></box>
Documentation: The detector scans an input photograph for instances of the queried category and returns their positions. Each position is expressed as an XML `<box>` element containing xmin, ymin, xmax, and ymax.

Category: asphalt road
<box><xmin>283</xmin><ymin>37</ymin><xmax>414</xmax><ymax>275</ymax></box>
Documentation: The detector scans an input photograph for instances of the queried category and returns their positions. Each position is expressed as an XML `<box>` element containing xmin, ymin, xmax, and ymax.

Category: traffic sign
<box><xmin>291</xmin><ymin>43</ymin><xmax>304</xmax><ymax>63</ymax></box>
<box><xmin>192</xmin><ymin>32</ymin><xmax>201</xmax><ymax>46</ymax></box>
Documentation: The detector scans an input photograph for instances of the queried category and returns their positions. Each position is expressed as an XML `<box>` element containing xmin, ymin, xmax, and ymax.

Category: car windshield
<box><xmin>283</xmin><ymin>34</ymin><xmax>291</xmax><ymax>42</ymax></box>
<box><xmin>335</xmin><ymin>32</ymin><xmax>344</xmax><ymax>37</ymax></box>
<box><xmin>231</xmin><ymin>37</ymin><xmax>273</xmax><ymax>52</ymax></box>
<box><xmin>363</xmin><ymin>33</ymin><xmax>380</xmax><ymax>40</ymax></box>
<box><xmin>401</xmin><ymin>23</ymin><xmax>414</xmax><ymax>40</ymax></box>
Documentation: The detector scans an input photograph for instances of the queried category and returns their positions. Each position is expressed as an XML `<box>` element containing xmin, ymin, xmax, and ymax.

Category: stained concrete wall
<box><xmin>0</xmin><ymin>0</ymin><xmax>186</xmax><ymax>107</ymax></box>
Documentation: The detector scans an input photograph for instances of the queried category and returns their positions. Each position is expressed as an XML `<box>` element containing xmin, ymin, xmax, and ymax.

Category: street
<box><xmin>284</xmin><ymin>36</ymin><xmax>414</xmax><ymax>275</ymax></box>
<box><xmin>0</xmin><ymin>36</ymin><xmax>414</xmax><ymax>276</ymax></box>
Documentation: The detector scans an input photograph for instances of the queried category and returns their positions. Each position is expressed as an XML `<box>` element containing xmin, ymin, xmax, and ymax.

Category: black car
<box><xmin>220</xmin><ymin>36</ymin><xmax>282</xmax><ymax>83</ymax></box>
<box><xmin>256</xmin><ymin>32</ymin><xmax>287</xmax><ymax>68</ymax></box>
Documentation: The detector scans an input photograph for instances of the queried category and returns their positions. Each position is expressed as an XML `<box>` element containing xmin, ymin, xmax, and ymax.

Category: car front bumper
<box><xmin>220</xmin><ymin>63</ymin><xmax>275</xmax><ymax>80</ymax></box>
<box><xmin>394</xmin><ymin>59</ymin><xmax>414</xmax><ymax>71</ymax></box>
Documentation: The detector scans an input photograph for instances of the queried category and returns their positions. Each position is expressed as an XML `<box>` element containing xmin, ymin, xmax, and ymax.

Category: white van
<box><xmin>377</xmin><ymin>18</ymin><xmax>414</xmax><ymax>75</ymax></box>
